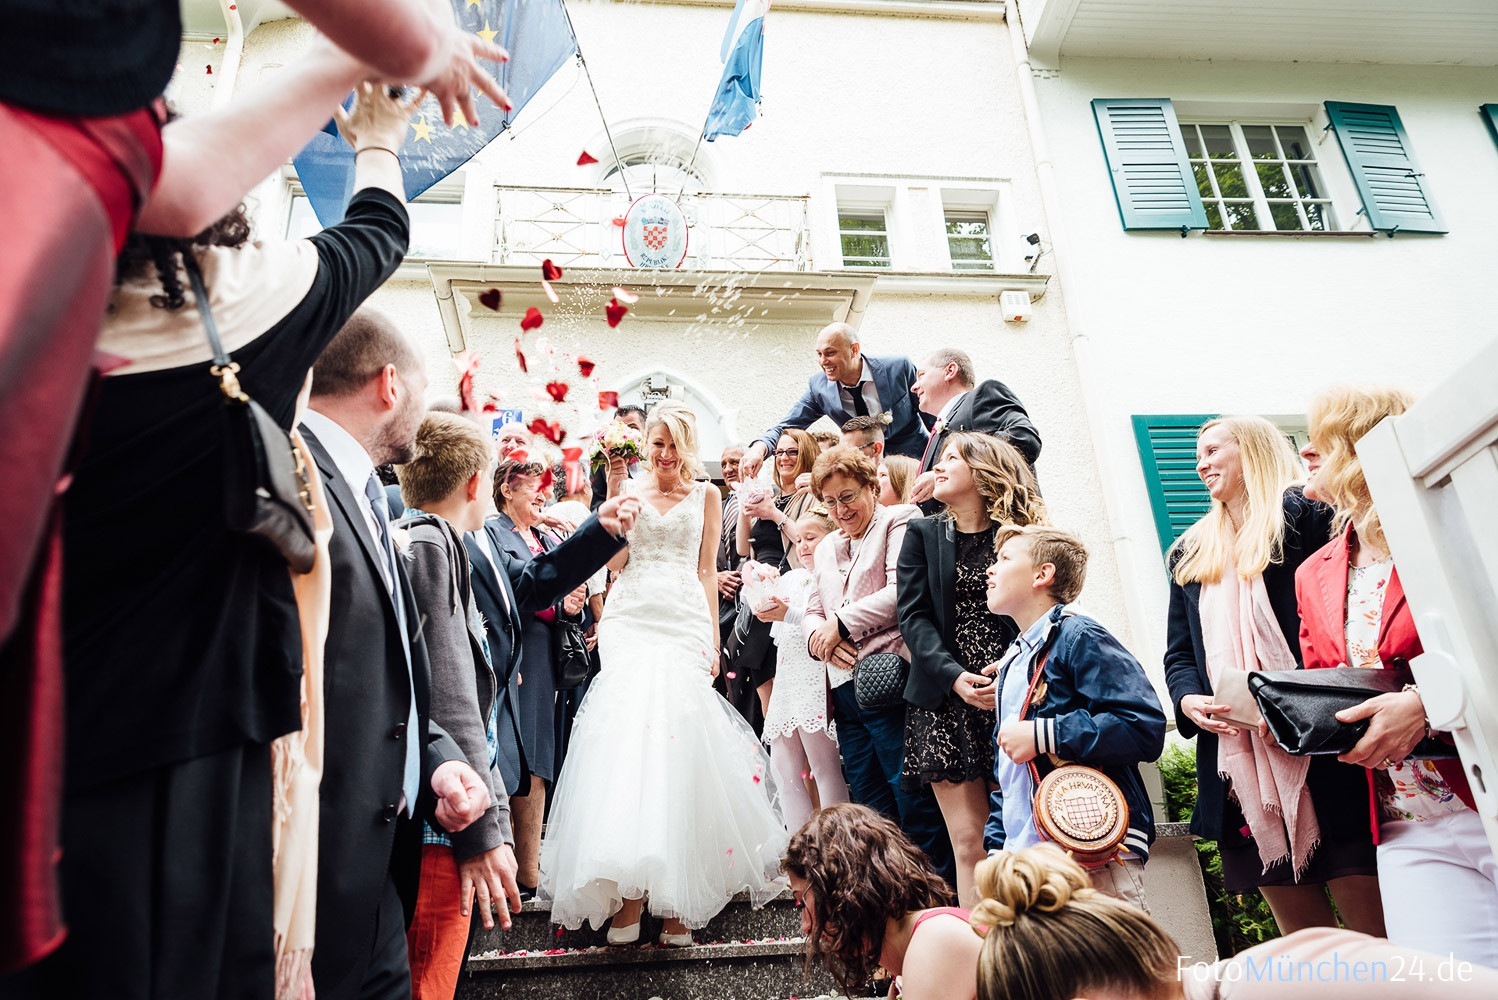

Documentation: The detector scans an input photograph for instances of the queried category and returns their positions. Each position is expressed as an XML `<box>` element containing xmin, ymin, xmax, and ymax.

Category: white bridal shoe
<box><xmin>605</xmin><ymin>921</ymin><xmax>641</xmax><ymax>946</ymax></box>
<box><xmin>658</xmin><ymin>930</ymin><xmax>693</xmax><ymax>947</ymax></box>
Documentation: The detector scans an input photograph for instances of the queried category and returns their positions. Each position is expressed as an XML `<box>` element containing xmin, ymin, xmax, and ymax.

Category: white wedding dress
<box><xmin>539</xmin><ymin>481</ymin><xmax>788</xmax><ymax>930</ymax></box>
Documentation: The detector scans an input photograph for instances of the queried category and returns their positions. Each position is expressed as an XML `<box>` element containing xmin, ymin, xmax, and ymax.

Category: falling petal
<box><xmin>520</xmin><ymin>307</ymin><xmax>544</xmax><ymax>331</ymax></box>
<box><xmin>611</xmin><ymin>217</ymin><xmax>626</xmax><ymax>227</ymax></box>
<box><xmin>597</xmin><ymin>390</ymin><xmax>619</xmax><ymax>410</ymax></box>
<box><xmin>478</xmin><ymin>288</ymin><xmax>502</xmax><ymax>311</ymax></box>
<box><xmin>513</xmin><ymin>338</ymin><xmax>528</xmax><ymax>373</ymax></box>
<box><xmin>577</xmin><ymin>356</ymin><xmax>596</xmax><ymax>378</ymax></box>
<box><xmin>541</xmin><ymin>259</ymin><xmax>563</xmax><ymax>282</ymax></box>
<box><xmin>546</xmin><ymin>381</ymin><xmax>569</xmax><ymax>403</ymax></box>
<box><xmin>577</xmin><ymin>150</ymin><xmax>599</xmax><ymax>166</ymax></box>
<box><xmin>605</xmin><ymin>299</ymin><xmax>628</xmax><ymax>327</ymax></box>
<box><xmin>206</xmin><ymin>65</ymin><xmax>213</xmax><ymax>74</ymax></box>
<box><xmin>535</xmin><ymin>336</ymin><xmax>555</xmax><ymax>356</ymax></box>
<box><xmin>541</xmin><ymin>278</ymin><xmax>559</xmax><ymax>304</ymax></box>
<box><xmin>612</xmin><ymin>286</ymin><xmax>640</xmax><ymax>304</ymax></box>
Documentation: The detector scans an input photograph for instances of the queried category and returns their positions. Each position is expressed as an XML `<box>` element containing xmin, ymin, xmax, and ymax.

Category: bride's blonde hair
<box><xmin>643</xmin><ymin>401</ymin><xmax>707</xmax><ymax>481</ymax></box>
<box><xmin>970</xmin><ymin>846</ymin><xmax>1179</xmax><ymax>1000</ymax></box>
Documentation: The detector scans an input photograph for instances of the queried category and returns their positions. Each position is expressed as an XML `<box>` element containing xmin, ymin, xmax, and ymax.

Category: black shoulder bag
<box><xmin>184</xmin><ymin>253</ymin><xmax>317</xmax><ymax>573</ymax></box>
<box><xmin>552</xmin><ymin>616</ymin><xmax>592</xmax><ymax>691</ymax></box>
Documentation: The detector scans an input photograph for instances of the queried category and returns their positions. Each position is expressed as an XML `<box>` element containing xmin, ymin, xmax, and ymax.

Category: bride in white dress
<box><xmin>539</xmin><ymin>402</ymin><xmax>787</xmax><ymax>946</ymax></box>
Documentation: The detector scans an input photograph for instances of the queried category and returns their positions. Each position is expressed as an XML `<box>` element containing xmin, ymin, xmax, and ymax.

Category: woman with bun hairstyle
<box><xmin>1163</xmin><ymin>416</ymin><xmax>1380</xmax><ymax>935</ymax></box>
<box><xmin>970</xmin><ymin>844</ymin><xmax>1498</xmax><ymax>1000</ymax></box>
<box><xmin>784</xmin><ymin>803</ymin><xmax>978</xmax><ymax>1000</ymax></box>
<box><xmin>1294</xmin><ymin>385</ymin><xmax>1496</xmax><ymax>967</ymax></box>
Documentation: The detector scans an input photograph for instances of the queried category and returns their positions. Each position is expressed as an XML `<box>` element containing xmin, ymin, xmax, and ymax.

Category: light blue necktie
<box><xmin>365</xmin><ymin>473</ymin><xmax>421</xmax><ymax>817</ymax></box>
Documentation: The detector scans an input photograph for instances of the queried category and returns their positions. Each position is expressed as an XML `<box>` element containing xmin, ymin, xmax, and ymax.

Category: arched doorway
<box><xmin>604</xmin><ymin>367</ymin><xmax>740</xmax><ymax>479</ymax></box>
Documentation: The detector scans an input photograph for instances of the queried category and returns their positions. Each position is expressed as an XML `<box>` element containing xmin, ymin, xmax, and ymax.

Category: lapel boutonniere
<box><xmin>932</xmin><ymin>419</ymin><xmax>947</xmax><ymax>435</ymax></box>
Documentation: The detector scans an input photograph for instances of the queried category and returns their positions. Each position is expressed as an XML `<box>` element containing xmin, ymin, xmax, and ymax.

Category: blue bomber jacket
<box><xmin>984</xmin><ymin>606</ymin><xmax>1168</xmax><ymax>861</ymax></box>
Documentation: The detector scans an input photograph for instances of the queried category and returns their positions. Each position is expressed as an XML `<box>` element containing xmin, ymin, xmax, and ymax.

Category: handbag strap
<box><xmin>181</xmin><ymin>251</ymin><xmax>248</xmax><ymax>403</ymax></box>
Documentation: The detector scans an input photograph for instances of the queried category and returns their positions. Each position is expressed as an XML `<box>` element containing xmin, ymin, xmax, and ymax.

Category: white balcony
<box><xmin>1020</xmin><ymin>0</ymin><xmax>1498</xmax><ymax>67</ymax></box>
<box><xmin>494</xmin><ymin>185</ymin><xmax>814</xmax><ymax>273</ymax></box>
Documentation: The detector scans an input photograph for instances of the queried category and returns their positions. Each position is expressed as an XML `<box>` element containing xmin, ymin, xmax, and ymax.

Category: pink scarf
<box><xmin>1200</xmin><ymin>559</ymin><xmax>1320</xmax><ymax>877</ymax></box>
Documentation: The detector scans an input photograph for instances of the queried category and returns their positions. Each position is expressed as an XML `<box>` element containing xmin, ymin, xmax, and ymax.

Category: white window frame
<box><xmin>942</xmin><ymin>209</ymin><xmax>995</xmax><ymax>271</ymax></box>
<box><xmin>837</xmin><ymin>208</ymin><xmax>894</xmax><ymax>268</ymax></box>
<box><xmin>283</xmin><ymin>171</ymin><xmax>469</xmax><ymax>259</ymax></box>
<box><xmin>820</xmin><ymin>174</ymin><xmax>1022</xmax><ymax>272</ymax></box>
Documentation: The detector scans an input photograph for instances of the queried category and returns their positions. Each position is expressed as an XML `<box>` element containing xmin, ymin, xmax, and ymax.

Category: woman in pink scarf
<box><xmin>1163</xmin><ymin>416</ymin><xmax>1382</xmax><ymax>935</ymax></box>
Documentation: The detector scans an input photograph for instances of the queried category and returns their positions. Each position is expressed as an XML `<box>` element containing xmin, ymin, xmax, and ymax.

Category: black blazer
<box><xmin>917</xmin><ymin>380</ymin><xmax>1042</xmax><ymax>515</ymax></box>
<box><xmin>897</xmin><ymin>516</ymin><xmax>1019</xmax><ymax>710</ymax></box>
<box><xmin>302</xmin><ymin>429</ymin><xmax>464</xmax><ymax>1000</ymax></box>
<box><xmin>1163</xmin><ymin>487</ymin><xmax>1366</xmax><ymax>842</ymax></box>
<box><xmin>464</xmin><ymin>514</ymin><xmax>626</xmax><ymax>792</ymax></box>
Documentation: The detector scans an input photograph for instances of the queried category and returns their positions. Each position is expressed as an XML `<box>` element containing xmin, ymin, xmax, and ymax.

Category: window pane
<box><xmin>839</xmin><ymin>214</ymin><xmax>886</xmax><ymax>233</ymax></box>
<box><xmin>407</xmin><ymin>201</ymin><xmax>464</xmax><ymax>258</ymax></box>
<box><xmin>1192</xmin><ymin>161</ymin><xmax>1215</xmax><ymax>199</ymax></box>
<box><xmin>1256</xmin><ymin>162</ymin><xmax>1293</xmax><ymax>199</ymax></box>
<box><xmin>1289</xmin><ymin>161</ymin><xmax>1325</xmax><ymax>200</ymax></box>
<box><xmin>1212</xmin><ymin>163</ymin><xmax>1249</xmax><ymax>199</ymax></box>
<box><xmin>1268</xmin><ymin>201</ymin><xmax>1304</xmax><ymax>231</ymax></box>
<box><xmin>841</xmin><ymin>233</ymin><xmax>889</xmax><ymax>261</ymax></box>
<box><xmin>843</xmin><ymin>258</ymin><xmax>891</xmax><ymax>268</ymax></box>
<box><xmin>1203</xmin><ymin>203</ymin><xmax>1224</xmax><ymax>230</ymax></box>
<box><xmin>1277</xmin><ymin>126</ymin><xmax>1314</xmax><ymax>161</ymax></box>
<box><xmin>1222</xmin><ymin>202</ymin><xmax>1257</xmax><ymax>230</ymax></box>
<box><xmin>1304</xmin><ymin>202</ymin><xmax>1331</xmax><ymax>231</ymax></box>
<box><xmin>1199</xmin><ymin>125</ymin><xmax>1237</xmax><ymax>160</ymax></box>
<box><xmin>1182</xmin><ymin>125</ymin><xmax>1205</xmax><ymax>159</ymax></box>
<box><xmin>948</xmin><ymin>236</ymin><xmax>993</xmax><ymax>261</ymax></box>
<box><xmin>1242</xmin><ymin>125</ymin><xmax>1279</xmax><ymax>160</ymax></box>
<box><xmin>945</xmin><ymin>219</ymin><xmax>990</xmax><ymax>237</ymax></box>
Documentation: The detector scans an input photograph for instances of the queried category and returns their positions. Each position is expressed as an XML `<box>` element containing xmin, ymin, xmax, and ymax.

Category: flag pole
<box><xmin>559</xmin><ymin>0</ymin><xmax>631</xmax><ymax>200</ymax></box>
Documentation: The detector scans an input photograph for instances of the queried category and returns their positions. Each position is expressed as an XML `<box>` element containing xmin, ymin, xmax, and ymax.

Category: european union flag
<box><xmin>294</xmin><ymin>0</ymin><xmax>576</xmax><ymax>227</ymax></box>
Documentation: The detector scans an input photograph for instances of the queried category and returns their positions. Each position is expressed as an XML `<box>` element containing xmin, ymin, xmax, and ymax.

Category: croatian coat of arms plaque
<box><xmin>622</xmin><ymin>193</ymin><xmax>690</xmax><ymax>269</ymax></box>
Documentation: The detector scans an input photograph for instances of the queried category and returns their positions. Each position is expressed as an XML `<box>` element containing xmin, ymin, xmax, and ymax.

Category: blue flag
<box><xmin>294</xmin><ymin>0</ymin><xmax>576</xmax><ymax>227</ymax></box>
<box><xmin>703</xmin><ymin>0</ymin><xmax>767</xmax><ymax>141</ymax></box>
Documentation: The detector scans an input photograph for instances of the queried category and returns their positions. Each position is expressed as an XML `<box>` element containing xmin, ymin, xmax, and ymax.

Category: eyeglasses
<box><xmin>821</xmin><ymin>486</ymin><xmax>868</xmax><ymax>510</ymax></box>
<box><xmin>854</xmin><ymin>442</ymin><xmax>878</xmax><ymax>454</ymax></box>
<box><xmin>773</xmin><ymin>448</ymin><xmax>801</xmax><ymax>458</ymax></box>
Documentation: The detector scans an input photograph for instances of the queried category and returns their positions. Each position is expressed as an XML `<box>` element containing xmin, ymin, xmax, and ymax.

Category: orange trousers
<box><xmin>406</xmin><ymin>845</ymin><xmax>471</xmax><ymax>1000</ymax></box>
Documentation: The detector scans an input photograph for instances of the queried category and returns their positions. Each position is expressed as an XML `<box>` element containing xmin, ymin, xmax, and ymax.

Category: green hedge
<box><xmin>1157</xmin><ymin>743</ymin><xmax>1279</xmax><ymax>955</ymax></box>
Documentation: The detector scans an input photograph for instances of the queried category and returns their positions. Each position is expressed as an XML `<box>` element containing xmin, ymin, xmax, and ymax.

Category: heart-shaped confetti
<box><xmin>611</xmin><ymin>286</ymin><xmax>639</xmax><ymax>304</ymax></box>
<box><xmin>508</xmin><ymin>447</ymin><xmax>532</xmax><ymax>465</ymax></box>
<box><xmin>598</xmin><ymin>391</ymin><xmax>619</xmax><ymax>410</ymax></box>
<box><xmin>611</xmin><ymin>217</ymin><xmax>626</xmax><ymax>227</ymax></box>
<box><xmin>520</xmin><ymin>307</ymin><xmax>544</xmax><ymax>331</ymax></box>
<box><xmin>545</xmin><ymin>381</ymin><xmax>569</xmax><ymax>403</ymax></box>
<box><xmin>541</xmin><ymin>259</ymin><xmax>563</xmax><ymax>282</ymax></box>
<box><xmin>577</xmin><ymin>356</ymin><xmax>596</xmax><ymax>378</ymax></box>
<box><xmin>576</xmin><ymin>151</ymin><xmax>598</xmax><ymax>166</ymax></box>
<box><xmin>529</xmin><ymin>417</ymin><xmax>566</xmax><ymax>446</ymax></box>
<box><xmin>206</xmin><ymin>65</ymin><xmax>213</xmax><ymax>74</ymax></box>
<box><xmin>478</xmin><ymin>288</ymin><xmax>502</xmax><ymax>311</ymax></box>
<box><xmin>513</xmin><ymin>338</ymin><xmax>528</xmax><ymax>373</ymax></box>
<box><xmin>605</xmin><ymin>299</ymin><xmax>628</xmax><ymax>327</ymax></box>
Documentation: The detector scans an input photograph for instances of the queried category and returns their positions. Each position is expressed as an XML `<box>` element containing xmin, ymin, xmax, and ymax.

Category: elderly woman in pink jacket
<box><xmin>803</xmin><ymin>447</ymin><xmax>955</xmax><ymax>883</ymax></box>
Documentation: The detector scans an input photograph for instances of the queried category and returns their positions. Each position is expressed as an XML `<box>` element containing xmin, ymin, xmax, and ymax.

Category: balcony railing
<box><xmin>494</xmin><ymin>185</ymin><xmax>813</xmax><ymax>272</ymax></box>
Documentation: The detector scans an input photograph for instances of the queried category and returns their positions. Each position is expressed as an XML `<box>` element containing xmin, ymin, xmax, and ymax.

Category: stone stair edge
<box><xmin>517</xmin><ymin>888</ymin><xmax>792</xmax><ymax>915</ymax></box>
<box><xmin>467</xmin><ymin>939</ymin><xmax>810</xmax><ymax>971</ymax></box>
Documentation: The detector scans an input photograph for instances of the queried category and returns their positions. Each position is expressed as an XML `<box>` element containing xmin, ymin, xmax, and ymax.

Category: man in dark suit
<box><xmin>909</xmin><ymin>348</ymin><xmax>1041</xmax><ymax>513</ymax></box>
<box><xmin>740</xmin><ymin>322</ymin><xmax>928</xmax><ymax>477</ymax></box>
<box><xmin>298</xmin><ymin>309</ymin><xmax>508</xmax><ymax>1000</ymax></box>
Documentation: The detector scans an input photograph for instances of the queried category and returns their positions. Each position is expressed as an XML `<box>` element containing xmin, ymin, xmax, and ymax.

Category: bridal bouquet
<box><xmin>587</xmin><ymin>419</ymin><xmax>645</xmax><ymax>474</ymax></box>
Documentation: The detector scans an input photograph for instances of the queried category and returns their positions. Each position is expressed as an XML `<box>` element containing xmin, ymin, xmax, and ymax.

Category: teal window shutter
<box><xmin>1132</xmin><ymin>414</ymin><xmax>1216</xmax><ymax>554</ymax></box>
<box><xmin>1484</xmin><ymin>104</ymin><xmax>1498</xmax><ymax>151</ymax></box>
<box><xmin>1324</xmin><ymin>102</ymin><xmax>1445</xmax><ymax>234</ymax></box>
<box><xmin>1091</xmin><ymin>98</ymin><xmax>1207</xmax><ymax>232</ymax></box>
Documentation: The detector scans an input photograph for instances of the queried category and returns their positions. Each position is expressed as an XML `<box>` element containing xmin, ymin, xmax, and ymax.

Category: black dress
<box><xmin>903</xmin><ymin>526</ymin><xmax>1002</xmax><ymax>789</ymax></box>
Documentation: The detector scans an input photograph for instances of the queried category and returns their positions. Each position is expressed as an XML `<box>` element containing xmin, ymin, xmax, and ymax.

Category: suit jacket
<box><xmin>463</xmin><ymin>514</ymin><xmax>627</xmax><ymax>792</ymax></box>
<box><xmin>302</xmin><ymin>429</ymin><xmax>464</xmax><ymax>1000</ymax></box>
<box><xmin>1295</xmin><ymin>523</ymin><xmax>1475</xmax><ymax>834</ymax></box>
<box><xmin>916</xmin><ymin>380</ymin><xmax>1042</xmax><ymax>515</ymax></box>
<box><xmin>804</xmin><ymin>503</ymin><xmax>919</xmax><ymax>659</ymax></box>
<box><xmin>897</xmin><ymin>516</ymin><xmax>1019</xmax><ymax>711</ymax></box>
<box><xmin>757</xmin><ymin>354</ymin><xmax>929</xmax><ymax>460</ymax></box>
<box><xmin>1162</xmin><ymin>488</ymin><xmax>1367</xmax><ymax>842</ymax></box>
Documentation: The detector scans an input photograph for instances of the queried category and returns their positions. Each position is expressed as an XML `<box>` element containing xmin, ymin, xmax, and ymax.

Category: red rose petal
<box><xmin>605</xmin><ymin>299</ymin><xmax>628</xmax><ymax>327</ymax></box>
<box><xmin>509</xmin><ymin>448</ymin><xmax>532</xmax><ymax>464</ymax></box>
<box><xmin>520</xmin><ymin>307</ymin><xmax>544</xmax><ymax>331</ymax></box>
<box><xmin>482</xmin><ymin>399</ymin><xmax>500</xmax><ymax>413</ymax></box>
<box><xmin>513</xmin><ymin>338</ymin><xmax>528</xmax><ymax>373</ymax></box>
<box><xmin>598</xmin><ymin>391</ymin><xmax>619</xmax><ymax>410</ymax></box>
<box><xmin>752</xmin><ymin>774</ymin><xmax>761</xmax><ymax>783</ymax></box>
<box><xmin>206</xmin><ymin>65</ymin><xmax>213</xmax><ymax>74</ymax></box>
<box><xmin>577</xmin><ymin>150</ymin><xmax>599</xmax><ymax>166</ymax></box>
<box><xmin>541</xmin><ymin>259</ymin><xmax>563</xmax><ymax>282</ymax></box>
<box><xmin>611</xmin><ymin>217</ymin><xmax>627</xmax><ymax>227</ymax></box>
<box><xmin>212</xmin><ymin>37</ymin><xmax>220</xmax><ymax>44</ymax></box>
<box><xmin>538</xmin><ymin>468</ymin><xmax>556</xmax><ymax>493</ymax></box>
<box><xmin>478</xmin><ymin>288</ymin><xmax>502</xmax><ymax>311</ymax></box>
<box><xmin>528</xmin><ymin>418</ymin><xmax>566</xmax><ymax>446</ymax></box>
<box><xmin>545</xmin><ymin>381</ymin><xmax>569</xmax><ymax>403</ymax></box>
<box><xmin>577</xmin><ymin>356</ymin><xmax>596</xmax><ymax>378</ymax></box>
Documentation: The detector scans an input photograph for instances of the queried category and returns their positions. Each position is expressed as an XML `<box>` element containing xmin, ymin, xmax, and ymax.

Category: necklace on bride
<box><xmin>654</xmin><ymin>474</ymin><xmax>689</xmax><ymax>499</ymax></box>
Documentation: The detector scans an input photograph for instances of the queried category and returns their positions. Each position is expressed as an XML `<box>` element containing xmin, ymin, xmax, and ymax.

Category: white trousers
<box><xmin>1378</xmin><ymin>809</ymin><xmax>1498</xmax><ymax>969</ymax></box>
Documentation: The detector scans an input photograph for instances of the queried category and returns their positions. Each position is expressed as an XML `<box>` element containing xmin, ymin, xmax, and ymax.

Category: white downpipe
<box><xmin>1003</xmin><ymin>0</ymin><xmax>1157</xmax><ymax>658</ymax></box>
<box><xmin>212</xmin><ymin>0</ymin><xmax>246</xmax><ymax>110</ymax></box>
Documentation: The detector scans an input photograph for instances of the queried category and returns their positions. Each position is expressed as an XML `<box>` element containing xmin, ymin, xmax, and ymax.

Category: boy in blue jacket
<box><xmin>985</xmin><ymin>524</ymin><xmax>1166</xmax><ymax>909</ymax></box>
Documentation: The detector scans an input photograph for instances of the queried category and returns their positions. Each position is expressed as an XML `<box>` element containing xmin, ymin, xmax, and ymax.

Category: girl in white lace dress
<box><xmin>756</xmin><ymin>509</ymin><xmax>850</xmax><ymax>831</ymax></box>
<box><xmin>539</xmin><ymin>403</ymin><xmax>786</xmax><ymax>947</ymax></box>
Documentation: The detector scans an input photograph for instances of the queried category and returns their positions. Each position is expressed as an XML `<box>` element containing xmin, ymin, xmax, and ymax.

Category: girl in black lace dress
<box><xmin>897</xmin><ymin>432</ymin><xmax>1047</xmax><ymax>905</ymax></box>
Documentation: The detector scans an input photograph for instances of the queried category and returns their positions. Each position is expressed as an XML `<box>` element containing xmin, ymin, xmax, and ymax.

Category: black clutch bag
<box><xmin>185</xmin><ymin>254</ymin><xmax>316</xmax><ymax>573</ymax></box>
<box><xmin>854</xmin><ymin>652</ymin><xmax>910</xmax><ymax>710</ymax></box>
<box><xmin>1248</xmin><ymin>663</ymin><xmax>1456</xmax><ymax>758</ymax></box>
<box><xmin>552</xmin><ymin>617</ymin><xmax>592</xmax><ymax>691</ymax></box>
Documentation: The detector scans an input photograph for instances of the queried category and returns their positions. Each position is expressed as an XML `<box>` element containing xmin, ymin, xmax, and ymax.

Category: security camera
<box><xmin>1024</xmin><ymin>233</ymin><xmax>1042</xmax><ymax>245</ymax></box>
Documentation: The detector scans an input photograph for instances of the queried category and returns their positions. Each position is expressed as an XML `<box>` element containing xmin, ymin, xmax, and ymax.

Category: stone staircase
<box><xmin>457</xmin><ymin>890</ymin><xmax>838</xmax><ymax>1000</ymax></box>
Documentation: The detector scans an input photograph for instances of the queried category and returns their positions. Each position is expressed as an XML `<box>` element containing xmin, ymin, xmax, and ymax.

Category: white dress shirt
<box><xmin>836</xmin><ymin>358</ymin><xmax>882</xmax><ymax>418</ymax></box>
<box><xmin>936</xmin><ymin>390</ymin><xmax>968</xmax><ymax>427</ymax></box>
